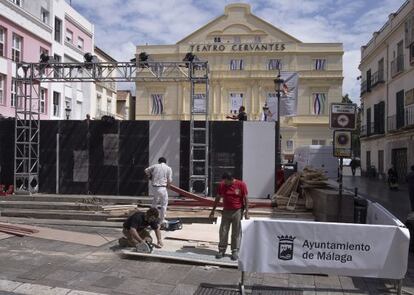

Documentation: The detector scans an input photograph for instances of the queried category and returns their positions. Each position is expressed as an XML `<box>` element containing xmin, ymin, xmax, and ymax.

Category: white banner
<box><xmin>239</xmin><ymin>219</ymin><xmax>409</xmax><ymax>279</ymax></box>
<box><xmin>265</xmin><ymin>72</ymin><xmax>298</xmax><ymax>120</ymax></box>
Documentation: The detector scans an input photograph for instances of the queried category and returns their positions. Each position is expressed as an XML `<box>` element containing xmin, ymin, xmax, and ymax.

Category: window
<box><xmin>213</xmin><ymin>36</ymin><xmax>221</xmax><ymax>43</ymax></box>
<box><xmin>0</xmin><ymin>75</ymin><xmax>4</xmax><ymax>105</ymax></box>
<box><xmin>193</xmin><ymin>93</ymin><xmax>206</xmax><ymax>113</ymax></box>
<box><xmin>151</xmin><ymin>94</ymin><xmax>163</xmax><ymax>115</ymax></box>
<box><xmin>378</xmin><ymin>150</ymin><xmax>384</xmax><ymax>174</ymax></box>
<box><xmin>0</xmin><ymin>27</ymin><xmax>5</xmax><ymax>57</ymax></box>
<box><xmin>286</xmin><ymin>140</ymin><xmax>294</xmax><ymax>151</ymax></box>
<box><xmin>229</xmin><ymin>93</ymin><xmax>243</xmax><ymax>113</ymax></box>
<box><xmin>11</xmin><ymin>79</ymin><xmax>16</xmax><ymax>107</ymax></box>
<box><xmin>77</xmin><ymin>37</ymin><xmax>84</xmax><ymax>50</ymax></box>
<box><xmin>54</xmin><ymin>18</ymin><xmax>62</xmax><ymax>42</ymax></box>
<box><xmin>65</xmin><ymin>29</ymin><xmax>73</xmax><ymax>43</ymax></box>
<box><xmin>65</xmin><ymin>97</ymin><xmax>71</xmax><ymax>118</ymax></box>
<box><xmin>311</xmin><ymin>93</ymin><xmax>326</xmax><ymax>115</ymax></box>
<box><xmin>410</xmin><ymin>43</ymin><xmax>414</xmax><ymax>64</ymax></box>
<box><xmin>230</xmin><ymin>59</ymin><xmax>244</xmax><ymax>70</ymax></box>
<box><xmin>53</xmin><ymin>92</ymin><xmax>60</xmax><ymax>117</ymax></box>
<box><xmin>234</xmin><ymin>36</ymin><xmax>241</xmax><ymax>44</ymax></box>
<box><xmin>312</xmin><ymin>139</ymin><xmax>326</xmax><ymax>145</ymax></box>
<box><xmin>254</xmin><ymin>35</ymin><xmax>261</xmax><ymax>43</ymax></box>
<box><xmin>12</xmin><ymin>34</ymin><xmax>22</xmax><ymax>62</ymax></box>
<box><xmin>314</xmin><ymin>59</ymin><xmax>326</xmax><ymax>70</ymax></box>
<box><xmin>268</xmin><ymin>59</ymin><xmax>282</xmax><ymax>70</ymax></box>
<box><xmin>373</xmin><ymin>101</ymin><xmax>385</xmax><ymax>134</ymax></box>
<box><xmin>10</xmin><ymin>0</ymin><xmax>22</xmax><ymax>7</ymax></box>
<box><xmin>41</xmin><ymin>8</ymin><xmax>49</xmax><ymax>24</ymax></box>
<box><xmin>40</xmin><ymin>88</ymin><xmax>47</xmax><ymax>114</ymax></box>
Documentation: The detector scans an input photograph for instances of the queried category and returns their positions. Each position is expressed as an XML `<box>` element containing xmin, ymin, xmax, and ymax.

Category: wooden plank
<box><xmin>0</xmin><ymin>224</ymin><xmax>117</xmax><ymax>246</ymax></box>
<box><xmin>121</xmin><ymin>249</ymin><xmax>237</xmax><ymax>268</ymax></box>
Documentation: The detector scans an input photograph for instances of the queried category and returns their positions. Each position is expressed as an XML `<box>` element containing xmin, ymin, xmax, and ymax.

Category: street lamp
<box><xmin>274</xmin><ymin>69</ymin><xmax>284</xmax><ymax>189</ymax></box>
<box><xmin>65</xmin><ymin>106</ymin><xmax>71</xmax><ymax>120</ymax></box>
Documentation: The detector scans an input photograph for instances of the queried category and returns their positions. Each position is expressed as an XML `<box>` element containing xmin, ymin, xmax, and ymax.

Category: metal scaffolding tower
<box><xmin>15</xmin><ymin>59</ymin><xmax>210</xmax><ymax>195</ymax></box>
<box><xmin>189</xmin><ymin>63</ymin><xmax>209</xmax><ymax>194</ymax></box>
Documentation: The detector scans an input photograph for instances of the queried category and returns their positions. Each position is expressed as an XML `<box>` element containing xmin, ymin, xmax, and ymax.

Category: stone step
<box><xmin>0</xmin><ymin>201</ymin><xmax>102</xmax><ymax>211</ymax></box>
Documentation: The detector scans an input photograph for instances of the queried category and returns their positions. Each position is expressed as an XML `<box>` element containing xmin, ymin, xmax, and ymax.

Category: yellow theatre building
<box><xmin>135</xmin><ymin>3</ymin><xmax>343</xmax><ymax>161</ymax></box>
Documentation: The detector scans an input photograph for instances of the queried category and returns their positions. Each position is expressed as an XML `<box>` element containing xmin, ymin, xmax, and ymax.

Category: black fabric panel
<box><xmin>179</xmin><ymin>121</ymin><xmax>190</xmax><ymax>192</ymax></box>
<box><xmin>118</xmin><ymin>121</ymin><xmax>149</xmax><ymax>196</ymax></box>
<box><xmin>89</xmin><ymin>120</ymin><xmax>119</xmax><ymax>195</ymax></box>
<box><xmin>210</xmin><ymin>121</ymin><xmax>243</xmax><ymax>196</ymax></box>
<box><xmin>59</xmin><ymin>120</ymin><xmax>89</xmax><ymax>194</ymax></box>
<box><xmin>39</xmin><ymin>120</ymin><xmax>58</xmax><ymax>193</ymax></box>
<box><xmin>0</xmin><ymin>119</ymin><xmax>14</xmax><ymax>187</ymax></box>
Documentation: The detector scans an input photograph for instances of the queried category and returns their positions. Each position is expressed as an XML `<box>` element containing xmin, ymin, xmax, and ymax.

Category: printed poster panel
<box><xmin>239</xmin><ymin>219</ymin><xmax>409</xmax><ymax>279</ymax></box>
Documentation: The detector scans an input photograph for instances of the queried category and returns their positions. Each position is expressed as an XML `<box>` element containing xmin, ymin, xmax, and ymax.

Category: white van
<box><xmin>294</xmin><ymin>145</ymin><xmax>338</xmax><ymax>178</ymax></box>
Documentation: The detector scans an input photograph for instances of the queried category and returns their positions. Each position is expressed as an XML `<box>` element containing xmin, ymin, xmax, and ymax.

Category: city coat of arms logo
<box><xmin>277</xmin><ymin>235</ymin><xmax>296</xmax><ymax>260</ymax></box>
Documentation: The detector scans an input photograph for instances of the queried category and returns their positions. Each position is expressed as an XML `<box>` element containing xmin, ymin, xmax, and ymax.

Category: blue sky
<box><xmin>68</xmin><ymin>0</ymin><xmax>406</xmax><ymax>102</ymax></box>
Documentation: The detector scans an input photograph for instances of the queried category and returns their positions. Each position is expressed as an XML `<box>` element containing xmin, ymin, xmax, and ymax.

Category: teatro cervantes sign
<box><xmin>189</xmin><ymin>43</ymin><xmax>286</xmax><ymax>53</ymax></box>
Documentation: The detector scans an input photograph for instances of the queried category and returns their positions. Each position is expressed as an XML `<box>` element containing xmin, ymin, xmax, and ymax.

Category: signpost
<box><xmin>330</xmin><ymin>103</ymin><xmax>357</xmax><ymax>223</ymax></box>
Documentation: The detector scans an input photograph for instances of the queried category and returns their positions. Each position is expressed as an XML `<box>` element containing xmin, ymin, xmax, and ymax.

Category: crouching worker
<box><xmin>119</xmin><ymin>207</ymin><xmax>163</xmax><ymax>248</ymax></box>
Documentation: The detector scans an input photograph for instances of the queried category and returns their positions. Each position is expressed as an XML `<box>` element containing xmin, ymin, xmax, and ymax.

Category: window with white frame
<box><xmin>12</xmin><ymin>34</ymin><xmax>22</xmax><ymax>62</ymax></box>
<box><xmin>151</xmin><ymin>94</ymin><xmax>164</xmax><ymax>115</ymax></box>
<box><xmin>311</xmin><ymin>93</ymin><xmax>327</xmax><ymax>115</ymax></box>
<box><xmin>10</xmin><ymin>0</ymin><xmax>22</xmax><ymax>7</ymax></box>
<box><xmin>40</xmin><ymin>88</ymin><xmax>47</xmax><ymax>114</ymax></box>
<box><xmin>41</xmin><ymin>7</ymin><xmax>49</xmax><ymax>24</ymax></box>
<box><xmin>286</xmin><ymin>140</ymin><xmax>294</xmax><ymax>151</ymax></box>
<box><xmin>314</xmin><ymin>58</ymin><xmax>326</xmax><ymax>70</ymax></box>
<box><xmin>0</xmin><ymin>27</ymin><xmax>5</xmax><ymax>57</ymax></box>
<box><xmin>213</xmin><ymin>36</ymin><xmax>221</xmax><ymax>43</ymax></box>
<box><xmin>0</xmin><ymin>75</ymin><xmax>5</xmax><ymax>105</ymax></box>
<box><xmin>230</xmin><ymin>59</ymin><xmax>244</xmax><ymax>70</ymax></box>
<box><xmin>54</xmin><ymin>54</ymin><xmax>62</xmax><ymax>78</ymax></box>
<box><xmin>11</xmin><ymin>79</ymin><xmax>16</xmax><ymax>107</ymax></box>
<box><xmin>312</xmin><ymin>139</ymin><xmax>326</xmax><ymax>145</ymax></box>
<box><xmin>53</xmin><ymin>92</ymin><xmax>60</xmax><ymax>117</ymax></box>
<box><xmin>77</xmin><ymin>37</ymin><xmax>84</xmax><ymax>50</ymax></box>
<box><xmin>65</xmin><ymin>29</ymin><xmax>73</xmax><ymax>43</ymax></box>
<box><xmin>268</xmin><ymin>59</ymin><xmax>282</xmax><ymax>70</ymax></box>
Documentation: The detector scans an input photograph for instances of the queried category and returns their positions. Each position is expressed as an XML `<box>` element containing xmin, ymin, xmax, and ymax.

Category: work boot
<box><xmin>215</xmin><ymin>251</ymin><xmax>225</xmax><ymax>259</ymax></box>
<box><xmin>231</xmin><ymin>251</ymin><xmax>239</xmax><ymax>261</ymax></box>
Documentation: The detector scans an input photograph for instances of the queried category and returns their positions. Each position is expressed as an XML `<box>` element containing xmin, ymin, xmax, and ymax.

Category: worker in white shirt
<box><xmin>144</xmin><ymin>157</ymin><xmax>173</xmax><ymax>226</ymax></box>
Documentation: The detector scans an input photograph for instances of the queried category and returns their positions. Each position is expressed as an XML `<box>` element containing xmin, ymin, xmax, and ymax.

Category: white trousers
<box><xmin>151</xmin><ymin>186</ymin><xmax>168</xmax><ymax>223</ymax></box>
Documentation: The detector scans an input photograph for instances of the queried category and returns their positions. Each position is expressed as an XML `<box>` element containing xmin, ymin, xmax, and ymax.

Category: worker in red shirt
<box><xmin>209</xmin><ymin>172</ymin><xmax>249</xmax><ymax>260</ymax></box>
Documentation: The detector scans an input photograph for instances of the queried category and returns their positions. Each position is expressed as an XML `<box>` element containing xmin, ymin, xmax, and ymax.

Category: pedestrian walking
<box><xmin>144</xmin><ymin>157</ymin><xmax>173</xmax><ymax>226</ymax></box>
<box><xmin>387</xmin><ymin>166</ymin><xmax>399</xmax><ymax>190</ymax></box>
<box><xmin>350</xmin><ymin>158</ymin><xmax>358</xmax><ymax>176</ymax></box>
<box><xmin>406</xmin><ymin>165</ymin><xmax>414</xmax><ymax>211</ymax></box>
<box><xmin>209</xmin><ymin>172</ymin><xmax>249</xmax><ymax>261</ymax></box>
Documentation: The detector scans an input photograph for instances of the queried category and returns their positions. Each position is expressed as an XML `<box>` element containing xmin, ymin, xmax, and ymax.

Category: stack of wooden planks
<box><xmin>102</xmin><ymin>205</ymin><xmax>138</xmax><ymax>217</ymax></box>
<box><xmin>273</xmin><ymin>167</ymin><xmax>330</xmax><ymax>211</ymax></box>
<box><xmin>0</xmin><ymin>223</ymin><xmax>39</xmax><ymax>237</ymax></box>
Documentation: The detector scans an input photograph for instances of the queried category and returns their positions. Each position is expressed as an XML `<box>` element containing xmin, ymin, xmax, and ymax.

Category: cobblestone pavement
<box><xmin>0</xmin><ymin>223</ymin><xmax>412</xmax><ymax>295</ymax></box>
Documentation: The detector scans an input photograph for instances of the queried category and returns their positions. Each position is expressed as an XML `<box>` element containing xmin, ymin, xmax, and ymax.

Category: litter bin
<box><xmin>354</xmin><ymin>197</ymin><xmax>368</xmax><ymax>224</ymax></box>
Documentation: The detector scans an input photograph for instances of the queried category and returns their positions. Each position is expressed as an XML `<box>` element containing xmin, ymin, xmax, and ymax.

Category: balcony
<box><xmin>391</xmin><ymin>55</ymin><xmax>404</xmax><ymax>77</ymax></box>
<box><xmin>361</xmin><ymin>121</ymin><xmax>385</xmax><ymax>137</ymax></box>
<box><xmin>387</xmin><ymin>105</ymin><xmax>414</xmax><ymax>132</ymax></box>
<box><xmin>370</xmin><ymin>70</ymin><xmax>385</xmax><ymax>88</ymax></box>
<box><xmin>360</xmin><ymin>80</ymin><xmax>367</xmax><ymax>96</ymax></box>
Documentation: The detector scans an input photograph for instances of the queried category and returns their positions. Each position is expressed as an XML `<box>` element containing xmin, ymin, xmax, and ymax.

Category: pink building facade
<box><xmin>0</xmin><ymin>0</ymin><xmax>95</xmax><ymax>120</ymax></box>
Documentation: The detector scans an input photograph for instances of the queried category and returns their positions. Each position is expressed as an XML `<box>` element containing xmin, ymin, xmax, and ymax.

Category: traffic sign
<box><xmin>330</xmin><ymin>103</ymin><xmax>357</xmax><ymax>130</ymax></box>
<box><xmin>333</xmin><ymin>130</ymin><xmax>352</xmax><ymax>158</ymax></box>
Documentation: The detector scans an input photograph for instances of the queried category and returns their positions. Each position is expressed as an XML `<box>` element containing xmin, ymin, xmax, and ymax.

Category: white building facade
<box><xmin>360</xmin><ymin>0</ymin><xmax>414</xmax><ymax>181</ymax></box>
